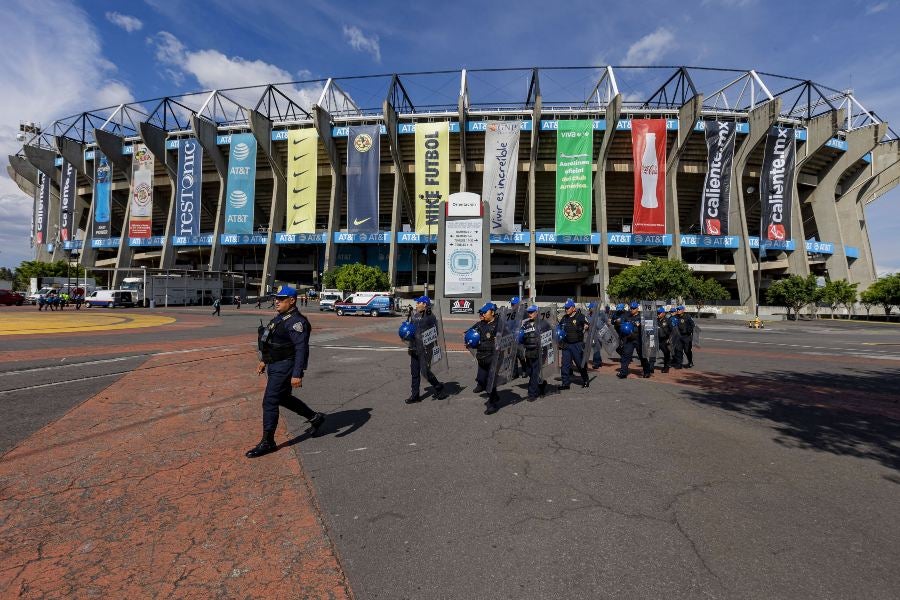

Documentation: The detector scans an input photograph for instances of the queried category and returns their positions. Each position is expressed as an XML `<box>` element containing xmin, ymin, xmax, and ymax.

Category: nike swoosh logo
<box><xmin>292</xmin><ymin>218</ymin><xmax>308</xmax><ymax>225</ymax></box>
<box><xmin>292</xmin><ymin>139</ymin><xmax>303</xmax><ymax>145</ymax></box>
<box><xmin>292</xmin><ymin>187</ymin><xmax>309</xmax><ymax>194</ymax></box>
<box><xmin>292</xmin><ymin>203</ymin><xmax>308</xmax><ymax>210</ymax></box>
<box><xmin>292</xmin><ymin>171</ymin><xmax>308</xmax><ymax>178</ymax></box>
<box><xmin>292</xmin><ymin>154</ymin><xmax>308</xmax><ymax>161</ymax></box>
<box><xmin>353</xmin><ymin>217</ymin><xmax>372</xmax><ymax>226</ymax></box>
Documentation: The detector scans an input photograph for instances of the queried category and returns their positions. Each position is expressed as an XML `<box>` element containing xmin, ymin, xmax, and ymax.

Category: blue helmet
<box><xmin>464</xmin><ymin>328</ymin><xmax>481</xmax><ymax>348</ymax></box>
<box><xmin>676</xmin><ymin>305</ymin><xmax>686</xmax><ymax>312</ymax></box>
<box><xmin>620</xmin><ymin>321</ymin><xmax>635</xmax><ymax>336</ymax></box>
<box><xmin>556</xmin><ymin>325</ymin><xmax>566</xmax><ymax>339</ymax></box>
<box><xmin>629</xmin><ymin>301</ymin><xmax>640</xmax><ymax>310</ymax></box>
<box><xmin>517</xmin><ymin>329</ymin><xmax>526</xmax><ymax>344</ymax></box>
<box><xmin>510</xmin><ymin>296</ymin><xmax>521</xmax><ymax>306</ymax></box>
<box><xmin>669</xmin><ymin>316</ymin><xmax>680</xmax><ymax>328</ymax></box>
<box><xmin>564</xmin><ymin>299</ymin><xmax>576</xmax><ymax>309</ymax></box>
<box><xmin>415</xmin><ymin>295</ymin><xmax>432</xmax><ymax>306</ymax></box>
<box><xmin>398</xmin><ymin>321</ymin><xmax>416</xmax><ymax>341</ymax></box>
<box><xmin>615</xmin><ymin>303</ymin><xmax>625</xmax><ymax>311</ymax></box>
<box><xmin>526</xmin><ymin>305</ymin><xmax>539</xmax><ymax>313</ymax></box>
<box><xmin>587</xmin><ymin>301</ymin><xmax>597</xmax><ymax>309</ymax></box>
<box><xmin>479</xmin><ymin>302</ymin><xmax>498</xmax><ymax>314</ymax></box>
<box><xmin>657</xmin><ymin>307</ymin><xmax>666</xmax><ymax>314</ymax></box>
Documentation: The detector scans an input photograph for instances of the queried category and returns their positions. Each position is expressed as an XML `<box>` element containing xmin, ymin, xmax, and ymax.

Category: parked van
<box><xmin>318</xmin><ymin>289</ymin><xmax>345</xmax><ymax>311</ymax></box>
<box><xmin>334</xmin><ymin>292</ymin><xmax>394</xmax><ymax>317</ymax></box>
<box><xmin>85</xmin><ymin>290</ymin><xmax>137</xmax><ymax>308</ymax></box>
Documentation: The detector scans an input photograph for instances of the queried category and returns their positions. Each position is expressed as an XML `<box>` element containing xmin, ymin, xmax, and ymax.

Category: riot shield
<box><xmin>692</xmin><ymin>321</ymin><xmax>701</xmax><ymax>348</ymax></box>
<box><xmin>536</xmin><ymin>303</ymin><xmax>560</xmax><ymax>383</ymax></box>
<box><xmin>640</xmin><ymin>300</ymin><xmax>661</xmax><ymax>364</ymax></box>
<box><xmin>412</xmin><ymin>304</ymin><xmax>449</xmax><ymax>376</ymax></box>
<box><xmin>487</xmin><ymin>305</ymin><xmax>524</xmax><ymax>391</ymax></box>
<box><xmin>594</xmin><ymin>312</ymin><xmax>620</xmax><ymax>356</ymax></box>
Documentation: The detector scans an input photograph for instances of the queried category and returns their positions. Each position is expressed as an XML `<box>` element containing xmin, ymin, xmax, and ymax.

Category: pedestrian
<box><xmin>235</xmin><ymin>295</ymin><xmax>241</xmax><ymax>309</ymax></box>
<box><xmin>246</xmin><ymin>285</ymin><xmax>326</xmax><ymax>458</ymax></box>
<box><xmin>466</xmin><ymin>302</ymin><xmax>501</xmax><ymax>414</ymax></box>
<box><xmin>519</xmin><ymin>305</ymin><xmax>548</xmax><ymax>401</ymax></box>
<box><xmin>671</xmin><ymin>305</ymin><xmax>695</xmax><ymax>369</ymax></box>
<box><xmin>656</xmin><ymin>306</ymin><xmax>673</xmax><ymax>373</ymax></box>
<box><xmin>212</xmin><ymin>297</ymin><xmax>221</xmax><ymax>316</ymax></box>
<box><xmin>402</xmin><ymin>296</ymin><xmax>448</xmax><ymax>404</ymax></box>
<box><xmin>255</xmin><ymin>296</ymin><xmax>262</xmax><ymax>309</ymax></box>
<box><xmin>558</xmin><ymin>299</ymin><xmax>590</xmax><ymax>389</ymax></box>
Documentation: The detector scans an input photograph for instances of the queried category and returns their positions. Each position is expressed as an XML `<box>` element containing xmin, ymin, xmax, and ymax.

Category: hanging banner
<box><xmin>176</xmin><ymin>138</ymin><xmax>203</xmax><ymax>238</ymax></box>
<box><xmin>555</xmin><ymin>120</ymin><xmax>593</xmax><ymax>236</ymax></box>
<box><xmin>58</xmin><ymin>159</ymin><xmax>76</xmax><ymax>242</ymax></box>
<box><xmin>35</xmin><ymin>171</ymin><xmax>48</xmax><ymax>244</ymax></box>
<box><xmin>347</xmin><ymin>124</ymin><xmax>380</xmax><ymax>233</ymax></box>
<box><xmin>415</xmin><ymin>122</ymin><xmax>449</xmax><ymax>235</ymax></box>
<box><xmin>286</xmin><ymin>129</ymin><xmax>317</xmax><ymax>234</ymax></box>
<box><xmin>483</xmin><ymin>121</ymin><xmax>521</xmax><ymax>234</ymax></box>
<box><xmin>128</xmin><ymin>144</ymin><xmax>154</xmax><ymax>238</ymax></box>
<box><xmin>224</xmin><ymin>133</ymin><xmax>257</xmax><ymax>234</ymax></box>
<box><xmin>93</xmin><ymin>152</ymin><xmax>111</xmax><ymax>239</ymax></box>
<box><xmin>631</xmin><ymin>119</ymin><xmax>667</xmax><ymax>234</ymax></box>
<box><xmin>444</xmin><ymin>217</ymin><xmax>482</xmax><ymax>296</ymax></box>
<box><xmin>699</xmin><ymin>121</ymin><xmax>736</xmax><ymax>236</ymax></box>
<box><xmin>759</xmin><ymin>126</ymin><xmax>796</xmax><ymax>245</ymax></box>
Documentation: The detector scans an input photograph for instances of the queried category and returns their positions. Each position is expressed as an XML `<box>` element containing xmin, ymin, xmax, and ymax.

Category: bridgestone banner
<box><xmin>483</xmin><ymin>121</ymin><xmax>521</xmax><ymax>234</ymax></box>
<box><xmin>347</xmin><ymin>125</ymin><xmax>380</xmax><ymax>233</ymax></box>
<box><xmin>128</xmin><ymin>145</ymin><xmax>154</xmax><ymax>238</ymax></box>
<box><xmin>759</xmin><ymin>126</ymin><xmax>796</xmax><ymax>245</ymax></box>
<box><xmin>555</xmin><ymin>120</ymin><xmax>593</xmax><ymax>236</ymax></box>
<box><xmin>176</xmin><ymin>139</ymin><xmax>203</xmax><ymax>238</ymax></box>
<box><xmin>58</xmin><ymin>159</ymin><xmax>76</xmax><ymax>242</ymax></box>
<box><xmin>35</xmin><ymin>171</ymin><xmax>48</xmax><ymax>244</ymax></box>
<box><xmin>93</xmin><ymin>153</ymin><xmax>111</xmax><ymax>239</ymax></box>
<box><xmin>444</xmin><ymin>217</ymin><xmax>482</xmax><ymax>296</ymax></box>
<box><xmin>224</xmin><ymin>133</ymin><xmax>257</xmax><ymax>234</ymax></box>
<box><xmin>631</xmin><ymin>119</ymin><xmax>667</xmax><ymax>234</ymax></box>
<box><xmin>415</xmin><ymin>122</ymin><xmax>449</xmax><ymax>235</ymax></box>
<box><xmin>699</xmin><ymin>121</ymin><xmax>736</xmax><ymax>236</ymax></box>
<box><xmin>286</xmin><ymin>129</ymin><xmax>317</xmax><ymax>234</ymax></box>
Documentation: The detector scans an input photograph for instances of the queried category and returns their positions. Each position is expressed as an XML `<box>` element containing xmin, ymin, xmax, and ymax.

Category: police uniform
<box><xmin>407</xmin><ymin>297</ymin><xmax>447</xmax><ymax>403</ymax></box>
<box><xmin>519</xmin><ymin>307</ymin><xmax>547</xmax><ymax>400</ymax></box>
<box><xmin>672</xmin><ymin>309</ymin><xmax>695</xmax><ymax>368</ymax></box>
<box><xmin>656</xmin><ymin>310</ymin><xmax>673</xmax><ymax>372</ymax></box>
<box><xmin>559</xmin><ymin>302</ymin><xmax>589</xmax><ymax>388</ymax></box>
<box><xmin>473</xmin><ymin>317</ymin><xmax>500</xmax><ymax>397</ymax></box>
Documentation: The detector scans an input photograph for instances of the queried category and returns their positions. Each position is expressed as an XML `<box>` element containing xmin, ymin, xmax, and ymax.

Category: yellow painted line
<box><xmin>0</xmin><ymin>312</ymin><xmax>176</xmax><ymax>335</ymax></box>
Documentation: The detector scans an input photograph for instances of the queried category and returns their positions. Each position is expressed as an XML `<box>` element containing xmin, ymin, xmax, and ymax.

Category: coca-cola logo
<box><xmin>641</xmin><ymin>164</ymin><xmax>658</xmax><ymax>175</ymax></box>
<box><xmin>767</xmin><ymin>223</ymin><xmax>785</xmax><ymax>241</ymax></box>
<box><xmin>705</xmin><ymin>219</ymin><xmax>721</xmax><ymax>235</ymax></box>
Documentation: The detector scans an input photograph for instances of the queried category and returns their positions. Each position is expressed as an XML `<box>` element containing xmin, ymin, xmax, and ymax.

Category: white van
<box><xmin>318</xmin><ymin>289</ymin><xmax>345</xmax><ymax>311</ymax></box>
<box><xmin>85</xmin><ymin>289</ymin><xmax>137</xmax><ymax>308</ymax></box>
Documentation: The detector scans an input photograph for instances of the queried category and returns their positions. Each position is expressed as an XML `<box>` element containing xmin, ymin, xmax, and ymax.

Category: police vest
<box><xmin>561</xmin><ymin>314</ymin><xmax>584</xmax><ymax>343</ymax></box>
<box><xmin>258</xmin><ymin>312</ymin><xmax>298</xmax><ymax>363</ymax></box>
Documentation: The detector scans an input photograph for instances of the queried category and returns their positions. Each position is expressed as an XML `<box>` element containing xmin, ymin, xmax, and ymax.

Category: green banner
<box><xmin>555</xmin><ymin>120</ymin><xmax>593</xmax><ymax>235</ymax></box>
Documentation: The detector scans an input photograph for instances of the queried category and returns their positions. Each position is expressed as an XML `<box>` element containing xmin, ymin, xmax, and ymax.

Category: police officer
<box><xmin>246</xmin><ymin>285</ymin><xmax>325</xmax><ymax>458</ymax></box>
<box><xmin>518</xmin><ymin>305</ymin><xmax>548</xmax><ymax>401</ymax></box>
<box><xmin>470</xmin><ymin>302</ymin><xmax>501</xmax><ymax>414</ymax></box>
<box><xmin>405</xmin><ymin>296</ymin><xmax>448</xmax><ymax>404</ymax></box>
<box><xmin>672</xmin><ymin>305</ymin><xmax>695</xmax><ymax>369</ymax></box>
<box><xmin>616</xmin><ymin>301</ymin><xmax>651</xmax><ymax>378</ymax></box>
<box><xmin>559</xmin><ymin>299</ymin><xmax>590</xmax><ymax>389</ymax></box>
<box><xmin>656</xmin><ymin>306</ymin><xmax>673</xmax><ymax>373</ymax></box>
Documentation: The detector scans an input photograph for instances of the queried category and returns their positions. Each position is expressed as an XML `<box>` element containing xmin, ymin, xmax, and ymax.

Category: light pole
<box><xmin>141</xmin><ymin>266</ymin><xmax>147</xmax><ymax>308</ymax></box>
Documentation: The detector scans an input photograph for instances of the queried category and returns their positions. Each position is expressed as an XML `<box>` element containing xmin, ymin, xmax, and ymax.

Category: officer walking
<box><xmin>558</xmin><ymin>299</ymin><xmax>590</xmax><ymax>389</ymax></box>
<box><xmin>518</xmin><ymin>305</ymin><xmax>548</xmax><ymax>401</ymax></box>
<box><xmin>671</xmin><ymin>305</ymin><xmax>695</xmax><ymax>369</ymax></box>
<box><xmin>615</xmin><ymin>301</ymin><xmax>651</xmax><ymax>378</ymax></box>
<box><xmin>404</xmin><ymin>296</ymin><xmax>448</xmax><ymax>404</ymax></box>
<box><xmin>212</xmin><ymin>297</ymin><xmax>221</xmax><ymax>316</ymax></box>
<box><xmin>246</xmin><ymin>285</ymin><xmax>325</xmax><ymax>458</ymax></box>
<box><xmin>655</xmin><ymin>306</ymin><xmax>673</xmax><ymax>373</ymax></box>
<box><xmin>468</xmin><ymin>302</ymin><xmax>501</xmax><ymax>414</ymax></box>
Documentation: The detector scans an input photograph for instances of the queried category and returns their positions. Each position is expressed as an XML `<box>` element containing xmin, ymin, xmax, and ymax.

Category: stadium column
<box><xmin>249</xmin><ymin>110</ymin><xmax>285</xmax><ymax>297</ymax></box>
<box><xmin>593</xmin><ymin>93</ymin><xmax>621</xmax><ymax>303</ymax></box>
<box><xmin>527</xmin><ymin>71</ymin><xmax>542</xmax><ymax>302</ymax></box>
<box><xmin>191</xmin><ymin>115</ymin><xmax>229</xmax><ymax>272</ymax></box>
<box><xmin>383</xmin><ymin>97</ymin><xmax>409</xmax><ymax>288</ymax></box>
<box><xmin>806</xmin><ymin>122</ymin><xmax>886</xmax><ymax>282</ymax></box>
<box><xmin>139</xmin><ymin>122</ymin><xmax>177</xmax><ymax>270</ymax></box>
<box><xmin>7</xmin><ymin>155</ymin><xmax>49</xmax><ymax>262</ymax></box>
<box><xmin>665</xmin><ymin>94</ymin><xmax>703</xmax><ymax>261</ymax></box>
<box><xmin>731</xmin><ymin>99</ymin><xmax>781</xmax><ymax>312</ymax></box>
<box><xmin>313</xmin><ymin>105</ymin><xmax>341</xmax><ymax>275</ymax></box>
<box><xmin>95</xmin><ymin>129</ymin><xmax>134</xmax><ymax>287</ymax></box>
<box><xmin>57</xmin><ymin>136</ymin><xmax>96</xmax><ymax>269</ymax></box>
<box><xmin>23</xmin><ymin>145</ymin><xmax>62</xmax><ymax>262</ymax></box>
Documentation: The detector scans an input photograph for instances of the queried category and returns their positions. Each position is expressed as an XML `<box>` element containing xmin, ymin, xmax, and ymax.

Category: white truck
<box><xmin>85</xmin><ymin>289</ymin><xmax>138</xmax><ymax>308</ymax></box>
<box><xmin>121</xmin><ymin>275</ymin><xmax>224</xmax><ymax>307</ymax></box>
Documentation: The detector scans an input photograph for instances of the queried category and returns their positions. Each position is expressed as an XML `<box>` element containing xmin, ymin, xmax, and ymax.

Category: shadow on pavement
<box><xmin>283</xmin><ymin>408</ymin><xmax>373</xmax><ymax>446</ymax></box>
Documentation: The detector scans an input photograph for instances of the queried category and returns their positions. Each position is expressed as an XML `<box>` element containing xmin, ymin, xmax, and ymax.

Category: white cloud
<box><xmin>105</xmin><ymin>11</ymin><xmax>143</xmax><ymax>32</ymax></box>
<box><xmin>0</xmin><ymin>0</ymin><xmax>134</xmax><ymax>268</ymax></box>
<box><xmin>866</xmin><ymin>2</ymin><xmax>889</xmax><ymax>14</ymax></box>
<box><xmin>623</xmin><ymin>28</ymin><xmax>676</xmax><ymax>65</ymax></box>
<box><xmin>342</xmin><ymin>25</ymin><xmax>381</xmax><ymax>63</ymax></box>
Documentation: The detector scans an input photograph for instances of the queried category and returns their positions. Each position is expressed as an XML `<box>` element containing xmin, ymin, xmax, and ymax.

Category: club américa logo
<box><xmin>563</xmin><ymin>200</ymin><xmax>584</xmax><ymax>221</ymax></box>
<box><xmin>354</xmin><ymin>133</ymin><xmax>373</xmax><ymax>153</ymax></box>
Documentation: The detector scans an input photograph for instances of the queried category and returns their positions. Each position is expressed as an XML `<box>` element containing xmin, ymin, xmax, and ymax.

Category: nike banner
<box><xmin>759</xmin><ymin>126</ymin><xmax>796</xmax><ymax>245</ymax></box>
<box><xmin>483</xmin><ymin>121</ymin><xmax>521</xmax><ymax>234</ymax></box>
<box><xmin>58</xmin><ymin>159</ymin><xmax>76</xmax><ymax>242</ymax></box>
<box><xmin>555</xmin><ymin>120</ymin><xmax>593</xmax><ymax>236</ymax></box>
<box><xmin>699</xmin><ymin>121</ymin><xmax>735</xmax><ymax>236</ymax></box>
<box><xmin>35</xmin><ymin>171</ymin><xmax>49</xmax><ymax>244</ymax></box>
<box><xmin>286</xmin><ymin>129</ymin><xmax>317</xmax><ymax>234</ymax></box>
<box><xmin>224</xmin><ymin>133</ymin><xmax>257</xmax><ymax>234</ymax></box>
<box><xmin>631</xmin><ymin>119</ymin><xmax>667</xmax><ymax>235</ymax></box>
<box><xmin>347</xmin><ymin>124</ymin><xmax>380</xmax><ymax>233</ymax></box>
<box><xmin>176</xmin><ymin>138</ymin><xmax>202</xmax><ymax>238</ymax></box>
<box><xmin>415</xmin><ymin>122</ymin><xmax>449</xmax><ymax>235</ymax></box>
<box><xmin>128</xmin><ymin>144</ymin><xmax>154</xmax><ymax>238</ymax></box>
<box><xmin>93</xmin><ymin>152</ymin><xmax>112</xmax><ymax>239</ymax></box>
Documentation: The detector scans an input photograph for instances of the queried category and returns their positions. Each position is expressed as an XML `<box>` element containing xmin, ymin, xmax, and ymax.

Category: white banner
<box><xmin>482</xmin><ymin>121</ymin><xmax>521</xmax><ymax>234</ymax></box>
<box><xmin>444</xmin><ymin>218</ymin><xmax>483</xmax><ymax>296</ymax></box>
<box><xmin>128</xmin><ymin>144</ymin><xmax>154</xmax><ymax>238</ymax></box>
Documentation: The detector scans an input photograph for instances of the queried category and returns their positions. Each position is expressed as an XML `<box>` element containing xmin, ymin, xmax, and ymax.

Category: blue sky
<box><xmin>1</xmin><ymin>0</ymin><xmax>898</xmax><ymax>273</ymax></box>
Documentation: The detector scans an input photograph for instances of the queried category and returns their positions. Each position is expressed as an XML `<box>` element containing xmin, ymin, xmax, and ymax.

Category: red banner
<box><xmin>631</xmin><ymin>119</ymin><xmax>667</xmax><ymax>234</ymax></box>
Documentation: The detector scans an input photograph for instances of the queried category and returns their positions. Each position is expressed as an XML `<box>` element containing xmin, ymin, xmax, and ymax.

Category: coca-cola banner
<box><xmin>35</xmin><ymin>171</ymin><xmax>48</xmax><ymax>244</ymax></box>
<box><xmin>128</xmin><ymin>145</ymin><xmax>154</xmax><ymax>238</ymax></box>
<box><xmin>759</xmin><ymin>126</ymin><xmax>796</xmax><ymax>244</ymax></box>
<box><xmin>483</xmin><ymin>121</ymin><xmax>521</xmax><ymax>234</ymax></box>
<box><xmin>699</xmin><ymin>121</ymin><xmax>736</xmax><ymax>236</ymax></box>
<box><xmin>631</xmin><ymin>119</ymin><xmax>667</xmax><ymax>235</ymax></box>
<box><xmin>58</xmin><ymin>159</ymin><xmax>76</xmax><ymax>242</ymax></box>
<box><xmin>555</xmin><ymin>120</ymin><xmax>593</xmax><ymax>236</ymax></box>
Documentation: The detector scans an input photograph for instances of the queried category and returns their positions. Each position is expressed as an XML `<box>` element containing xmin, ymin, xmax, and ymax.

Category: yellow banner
<box><xmin>414</xmin><ymin>122</ymin><xmax>449</xmax><ymax>235</ymax></box>
<box><xmin>286</xmin><ymin>129</ymin><xmax>317</xmax><ymax>233</ymax></box>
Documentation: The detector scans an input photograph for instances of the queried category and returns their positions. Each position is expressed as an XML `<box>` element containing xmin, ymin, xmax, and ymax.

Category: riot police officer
<box><xmin>518</xmin><ymin>305</ymin><xmax>548</xmax><ymax>401</ymax></box>
<box><xmin>559</xmin><ymin>299</ymin><xmax>590</xmax><ymax>389</ymax></box>
<box><xmin>616</xmin><ymin>301</ymin><xmax>651</xmax><ymax>378</ymax></box>
<box><xmin>656</xmin><ymin>306</ymin><xmax>673</xmax><ymax>373</ymax></box>
<box><xmin>469</xmin><ymin>302</ymin><xmax>501</xmax><ymax>414</ymax></box>
<box><xmin>405</xmin><ymin>296</ymin><xmax>448</xmax><ymax>404</ymax></box>
<box><xmin>672</xmin><ymin>305</ymin><xmax>695</xmax><ymax>368</ymax></box>
<box><xmin>510</xmin><ymin>296</ymin><xmax>527</xmax><ymax>378</ymax></box>
<box><xmin>246</xmin><ymin>285</ymin><xmax>325</xmax><ymax>458</ymax></box>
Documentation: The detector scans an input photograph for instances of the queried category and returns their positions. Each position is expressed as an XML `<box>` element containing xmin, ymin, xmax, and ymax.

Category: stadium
<box><xmin>10</xmin><ymin>66</ymin><xmax>899</xmax><ymax>309</ymax></box>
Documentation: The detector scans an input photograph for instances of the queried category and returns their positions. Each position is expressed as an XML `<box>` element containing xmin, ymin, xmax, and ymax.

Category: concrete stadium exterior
<box><xmin>9</xmin><ymin>67</ymin><xmax>899</xmax><ymax>309</ymax></box>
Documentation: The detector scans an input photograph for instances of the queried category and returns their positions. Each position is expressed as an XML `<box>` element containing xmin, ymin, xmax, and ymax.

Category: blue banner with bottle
<box><xmin>93</xmin><ymin>152</ymin><xmax>111</xmax><ymax>239</ymax></box>
<box><xmin>224</xmin><ymin>133</ymin><xmax>257</xmax><ymax>234</ymax></box>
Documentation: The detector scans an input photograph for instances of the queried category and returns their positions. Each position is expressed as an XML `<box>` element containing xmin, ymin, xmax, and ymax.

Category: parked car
<box><xmin>334</xmin><ymin>292</ymin><xmax>394</xmax><ymax>317</ymax></box>
<box><xmin>0</xmin><ymin>290</ymin><xmax>25</xmax><ymax>306</ymax></box>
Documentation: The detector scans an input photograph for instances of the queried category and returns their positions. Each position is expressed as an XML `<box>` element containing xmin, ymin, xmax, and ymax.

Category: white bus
<box><xmin>121</xmin><ymin>275</ymin><xmax>224</xmax><ymax>307</ymax></box>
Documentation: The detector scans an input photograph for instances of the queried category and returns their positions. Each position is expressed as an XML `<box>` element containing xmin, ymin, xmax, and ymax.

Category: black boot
<box><xmin>539</xmin><ymin>381</ymin><xmax>547</xmax><ymax>396</ymax></box>
<box><xmin>616</xmin><ymin>370</ymin><xmax>628</xmax><ymax>379</ymax></box>
<box><xmin>580</xmin><ymin>370</ymin><xmax>590</xmax><ymax>388</ymax></box>
<box><xmin>473</xmin><ymin>384</ymin><xmax>485</xmax><ymax>393</ymax></box>
<box><xmin>405</xmin><ymin>395</ymin><xmax>422</xmax><ymax>404</ymax></box>
<box><xmin>484</xmin><ymin>391</ymin><xmax>500</xmax><ymax>415</ymax></box>
<box><xmin>245</xmin><ymin>430</ymin><xmax>277</xmax><ymax>458</ymax></box>
<box><xmin>307</xmin><ymin>413</ymin><xmax>326</xmax><ymax>435</ymax></box>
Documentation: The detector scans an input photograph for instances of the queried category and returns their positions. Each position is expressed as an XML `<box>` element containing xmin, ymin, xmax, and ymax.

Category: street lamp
<box><xmin>141</xmin><ymin>266</ymin><xmax>147</xmax><ymax>308</ymax></box>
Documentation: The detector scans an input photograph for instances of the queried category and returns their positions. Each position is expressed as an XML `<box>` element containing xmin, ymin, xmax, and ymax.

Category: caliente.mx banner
<box><xmin>699</xmin><ymin>121</ymin><xmax>736</xmax><ymax>236</ymax></box>
<box><xmin>286</xmin><ymin>129</ymin><xmax>317</xmax><ymax>234</ymax></box>
<box><xmin>35</xmin><ymin>171</ymin><xmax>48</xmax><ymax>244</ymax></box>
<box><xmin>483</xmin><ymin>121</ymin><xmax>521</xmax><ymax>234</ymax></box>
<box><xmin>759</xmin><ymin>126</ymin><xmax>796</xmax><ymax>245</ymax></box>
<box><xmin>415</xmin><ymin>122</ymin><xmax>449</xmax><ymax>235</ymax></box>
<box><xmin>631</xmin><ymin>119</ymin><xmax>667</xmax><ymax>235</ymax></box>
<box><xmin>347</xmin><ymin>125</ymin><xmax>380</xmax><ymax>234</ymax></box>
<box><xmin>224</xmin><ymin>133</ymin><xmax>257</xmax><ymax>234</ymax></box>
<box><xmin>93</xmin><ymin>152</ymin><xmax>111</xmax><ymax>239</ymax></box>
<box><xmin>555</xmin><ymin>120</ymin><xmax>593</xmax><ymax>236</ymax></box>
<box><xmin>58</xmin><ymin>159</ymin><xmax>76</xmax><ymax>242</ymax></box>
<box><xmin>128</xmin><ymin>144</ymin><xmax>154</xmax><ymax>238</ymax></box>
<box><xmin>176</xmin><ymin>138</ymin><xmax>203</xmax><ymax>238</ymax></box>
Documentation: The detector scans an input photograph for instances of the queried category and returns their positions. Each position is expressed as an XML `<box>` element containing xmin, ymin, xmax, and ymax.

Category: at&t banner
<box><xmin>93</xmin><ymin>153</ymin><xmax>111</xmax><ymax>239</ymax></box>
<box><xmin>35</xmin><ymin>171</ymin><xmax>48</xmax><ymax>244</ymax></box>
<box><xmin>176</xmin><ymin>138</ymin><xmax>203</xmax><ymax>237</ymax></box>
<box><xmin>347</xmin><ymin>125</ymin><xmax>380</xmax><ymax>233</ymax></box>
<box><xmin>759</xmin><ymin>126</ymin><xmax>796</xmax><ymax>245</ymax></box>
<box><xmin>631</xmin><ymin>119</ymin><xmax>666</xmax><ymax>234</ymax></box>
<box><xmin>58</xmin><ymin>159</ymin><xmax>76</xmax><ymax>242</ymax></box>
<box><xmin>224</xmin><ymin>133</ymin><xmax>257</xmax><ymax>234</ymax></box>
<box><xmin>555</xmin><ymin>120</ymin><xmax>593</xmax><ymax>236</ymax></box>
<box><xmin>128</xmin><ymin>145</ymin><xmax>154</xmax><ymax>238</ymax></box>
<box><xmin>699</xmin><ymin>121</ymin><xmax>736</xmax><ymax>236</ymax></box>
<box><xmin>415</xmin><ymin>122</ymin><xmax>448</xmax><ymax>235</ymax></box>
<box><xmin>286</xmin><ymin>129</ymin><xmax>317</xmax><ymax>234</ymax></box>
<box><xmin>483</xmin><ymin>121</ymin><xmax>521</xmax><ymax>234</ymax></box>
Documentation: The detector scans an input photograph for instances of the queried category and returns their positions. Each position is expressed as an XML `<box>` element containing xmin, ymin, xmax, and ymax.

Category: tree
<box><xmin>765</xmin><ymin>274</ymin><xmax>817</xmax><ymax>320</ymax></box>
<box><xmin>0</xmin><ymin>267</ymin><xmax>14</xmax><ymax>282</ymax></box>
<box><xmin>13</xmin><ymin>260</ymin><xmax>85</xmax><ymax>291</ymax></box>
<box><xmin>820</xmin><ymin>279</ymin><xmax>858</xmax><ymax>319</ymax></box>
<box><xmin>607</xmin><ymin>257</ymin><xmax>696</xmax><ymax>301</ymax></box>
<box><xmin>689</xmin><ymin>277</ymin><xmax>730</xmax><ymax>310</ymax></box>
<box><xmin>863</xmin><ymin>274</ymin><xmax>900</xmax><ymax>316</ymax></box>
<box><xmin>859</xmin><ymin>288</ymin><xmax>877</xmax><ymax>319</ymax></box>
<box><xmin>321</xmin><ymin>264</ymin><xmax>389</xmax><ymax>293</ymax></box>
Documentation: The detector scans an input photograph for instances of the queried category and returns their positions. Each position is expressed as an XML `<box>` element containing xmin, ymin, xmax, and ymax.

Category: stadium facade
<box><xmin>9</xmin><ymin>67</ymin><xmax>899</xmax><ymax>309</ymax></box>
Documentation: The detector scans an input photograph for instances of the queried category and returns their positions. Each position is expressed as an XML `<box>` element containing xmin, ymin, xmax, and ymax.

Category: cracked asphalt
<box><xmin>1</xmin><ymin>305</ymin><xmax>899</xmax><ymax>598</ymax></box>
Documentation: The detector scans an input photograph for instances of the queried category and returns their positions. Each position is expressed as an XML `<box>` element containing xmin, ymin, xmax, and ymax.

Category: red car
<box><xmin>0</xmin><ymin>290</ymin><xmax>25</xmax><ymax>306</ymax></box>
